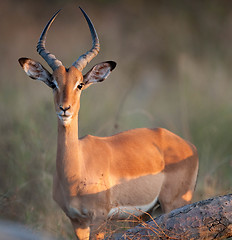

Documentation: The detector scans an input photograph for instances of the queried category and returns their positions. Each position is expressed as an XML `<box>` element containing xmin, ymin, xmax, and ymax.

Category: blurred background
<box><xmin>1</xmin><ymin>0</ymin><xmax>232</xmax><ymax>238</ymax></box>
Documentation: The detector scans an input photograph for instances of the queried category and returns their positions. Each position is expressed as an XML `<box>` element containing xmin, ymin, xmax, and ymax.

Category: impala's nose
<box><xmin>59</xmin><ymin>105</ymin><xmax>71</xmax><ymax>112</ymax></box>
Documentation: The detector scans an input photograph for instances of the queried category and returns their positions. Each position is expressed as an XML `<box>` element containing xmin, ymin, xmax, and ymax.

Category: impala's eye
<box><xmin>51</xmin><ymin>83</ymin><xmax>57</xmax><ymax>90</ymax></box>
<box><xmin>52</xmin><ymin>79</ymin><xmax>59</xmax><ymax>90</ymax></box>
<box><xmin>77</xmin><ymin>83</ymin><xmax>84</xmax><ymax>90</ymax></box>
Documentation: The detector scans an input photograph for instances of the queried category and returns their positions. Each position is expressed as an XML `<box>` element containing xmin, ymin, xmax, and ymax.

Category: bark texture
<box><xmin>108</xmin><ymin>194</ymin><xmax>232</xmax><ymax>240</ymax></box>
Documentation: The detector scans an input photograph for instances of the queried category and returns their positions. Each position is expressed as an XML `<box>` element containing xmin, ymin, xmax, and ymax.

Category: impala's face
<box><xmin>19</xmin><ymin>57</ymin><xmax>116</xmax><ymax>127</ymax></box>
<box><xmin>19</xmin><ymin>7</ymin><xmax>116</xmax><ymax>129</ymax></box>
<box><xmin>53</xmin><ymin>66</ymin><xmax>84</xmax><ymax>126</ymax></box>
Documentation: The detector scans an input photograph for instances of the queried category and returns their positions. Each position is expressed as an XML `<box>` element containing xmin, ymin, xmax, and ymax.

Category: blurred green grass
<box><xmin>1</xmin><ymin>0</ymin><xmax>232</xmax><ymax>238</ymax></box>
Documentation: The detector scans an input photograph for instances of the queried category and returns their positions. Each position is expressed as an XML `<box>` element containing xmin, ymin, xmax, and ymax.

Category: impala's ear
<box><xmin>83</xmin><ymin>61</ymin><xmax>116</xmax><ymax>89</ymax></box>
<box><xmin>18</xmin><ymin>57</ymin><xmax>55</xmax><ymax>88</ymax></box>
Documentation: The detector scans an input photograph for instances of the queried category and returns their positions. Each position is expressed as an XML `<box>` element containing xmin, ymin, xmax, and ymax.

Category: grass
<box><xmin>1</xmin><ymin>0</ymin><xmax>232</xmax><ymax>238</ymax></box>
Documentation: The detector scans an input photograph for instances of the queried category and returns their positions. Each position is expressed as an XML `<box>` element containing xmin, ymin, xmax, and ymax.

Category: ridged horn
<box><xmin>72</xmin><ymin>7</ymin><xmax>100</xmax><ymax>71</ymax></box>
<box><xmin>37</xmin><ymin>9</ymin><xmax>63</xmax><ymax>71</ymax></box>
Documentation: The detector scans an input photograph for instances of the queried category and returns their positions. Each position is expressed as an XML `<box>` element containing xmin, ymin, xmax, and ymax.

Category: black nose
<box><xmin>59</xmin><ymin>105</ymin><xmax>71</xmax><ymax>112</ymax></box>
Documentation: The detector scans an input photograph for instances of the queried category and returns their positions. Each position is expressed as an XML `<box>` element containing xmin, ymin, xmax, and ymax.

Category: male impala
<box><xmin>19</xmin><ymin>8</ymin><xmax>199</xmax><ymax>240</ymax></box>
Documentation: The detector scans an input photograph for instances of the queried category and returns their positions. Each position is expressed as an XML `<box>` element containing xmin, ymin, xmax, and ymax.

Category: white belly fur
<box><xmin>108</xmin><ymin>196</ymin><xmax>158</xmax><ymax>219</ymax></box>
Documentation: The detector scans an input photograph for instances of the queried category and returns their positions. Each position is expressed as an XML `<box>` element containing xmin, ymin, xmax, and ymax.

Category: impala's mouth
<box><xmin>57</xmin><ymin>112</ymin><xmax>72</xmax><ymax>123</ymax></box>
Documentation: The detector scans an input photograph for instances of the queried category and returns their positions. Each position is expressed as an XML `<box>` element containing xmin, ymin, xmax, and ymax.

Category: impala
<box><xmin>19</xmin><ymin>8</ymin><xmax>199</xmax><ymax>240</ymax></box>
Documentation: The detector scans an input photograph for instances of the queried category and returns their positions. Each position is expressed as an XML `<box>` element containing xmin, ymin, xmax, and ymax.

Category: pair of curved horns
<box><xmin>37</xmin><ymin>7</ymin><xmax>100</xmax><ymax>72</ymax></box>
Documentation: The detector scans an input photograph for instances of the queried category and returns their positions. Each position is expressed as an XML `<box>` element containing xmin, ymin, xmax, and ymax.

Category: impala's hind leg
<box><xmin>159</xmin><ymin>181</ymin><xmax>196</xmax><ymax>213</ymax></box>
<box><xmin>159</xmin><ymin>170</ymin><xmax>197</xmax><ymax>212</ymax></box>
<box><xmin>159</xmin><ymin>153</ymin><xmax>199</xmax><ymax>213</ymax></box>
<box><xmin>158</xmin><ymin>175</ymin><xmax>195</xmax><ymax>213</ymax></box>
<box><xmin>159</xmin><ymin>189</ymin><xmax>192</xmax><ymax>213</ymax></box>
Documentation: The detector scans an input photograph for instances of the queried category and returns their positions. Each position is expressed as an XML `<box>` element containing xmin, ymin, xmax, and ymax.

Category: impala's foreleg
<box><xmin>71</xmin><ymin>217</ymin><xmax>107</xmax><ymax>240</ymax></box>
<box><xmin>71</xmin><ymin>220</ymin><xmax>90</xmax><ymax>240</ymax></box>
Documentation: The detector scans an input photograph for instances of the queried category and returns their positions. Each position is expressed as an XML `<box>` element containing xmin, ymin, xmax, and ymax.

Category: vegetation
<box><xmin>0</xmin><ymin>0</ymin><xmax>232</xmax><ymax>238</ymax></box>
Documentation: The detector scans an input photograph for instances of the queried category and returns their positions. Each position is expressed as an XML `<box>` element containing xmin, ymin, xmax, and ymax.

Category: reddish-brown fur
<box><xmin>19</xmin><ymin>62</ymin><xmax>199</xmax><ymax>239</ymax></box>
<box><xmin>19</xmin><ymin>9</ymin><xmax>198</xmax><ymax>239</ymax></box>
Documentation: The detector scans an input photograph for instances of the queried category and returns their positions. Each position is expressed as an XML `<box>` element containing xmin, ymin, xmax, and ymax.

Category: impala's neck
<box><xmin>57</xmin><ymin>115</ymin><xmax>79</xmax><ymax>145</ymax></box>
<box><xmin>56</xmin><ymin>114</ymin><xmax>81</xmax><ymax>192</ymax></box>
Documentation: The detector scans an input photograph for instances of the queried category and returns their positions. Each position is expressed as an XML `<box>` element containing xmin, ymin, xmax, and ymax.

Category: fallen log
<box><xmin>108</xmin><ymin>194</ymin><xmax>232</xmax><ymax>240</ymax></box>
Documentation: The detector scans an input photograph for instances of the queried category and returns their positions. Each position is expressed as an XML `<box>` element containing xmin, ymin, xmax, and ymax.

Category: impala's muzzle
<box><xmin>57</xmin><ymin>105</ymin><xmax>72</xmax><ymax>123</ymax></box>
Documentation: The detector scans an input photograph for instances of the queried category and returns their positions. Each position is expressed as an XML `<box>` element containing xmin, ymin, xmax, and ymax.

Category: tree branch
<box><xmin>108</xmin><ymin>194</ymin><xmax>232</xmax><ymax>240</ymax></box>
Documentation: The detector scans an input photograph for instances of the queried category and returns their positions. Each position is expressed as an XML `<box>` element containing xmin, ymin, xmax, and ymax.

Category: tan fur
<box><xmin>20</xmin><ymin>62</ymin><xmax>199</xmax><ymax>239</ymax></box>
<box><xmin>19</xmin><ymin>8</ymin><xmax>199</xmax><ymax>238</ymax></box>
<box><xmin>49</xmin><ymin>66</ymin><xmax>199</xmax><ymax>239</ymax></box>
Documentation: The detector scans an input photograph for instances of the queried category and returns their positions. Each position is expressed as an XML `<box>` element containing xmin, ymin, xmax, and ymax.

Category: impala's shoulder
<box><xmin>152</xmin><ymin>127</ymin><xmax>176</xmax><ymax>135</ymax></box>
<box><xmin>79</xmin><ymin>134</ymin><xmax>96</xmax><ymax>141</ymax></box>
<box><xmin>79</xmin><ymin>134</ymin><xmax>105</xmax><ymax>144</ymax></box>
<box><xmin>148</xmin><ymin>127</ymin><xmax>171</xmax><ymax>138</ymax></box>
